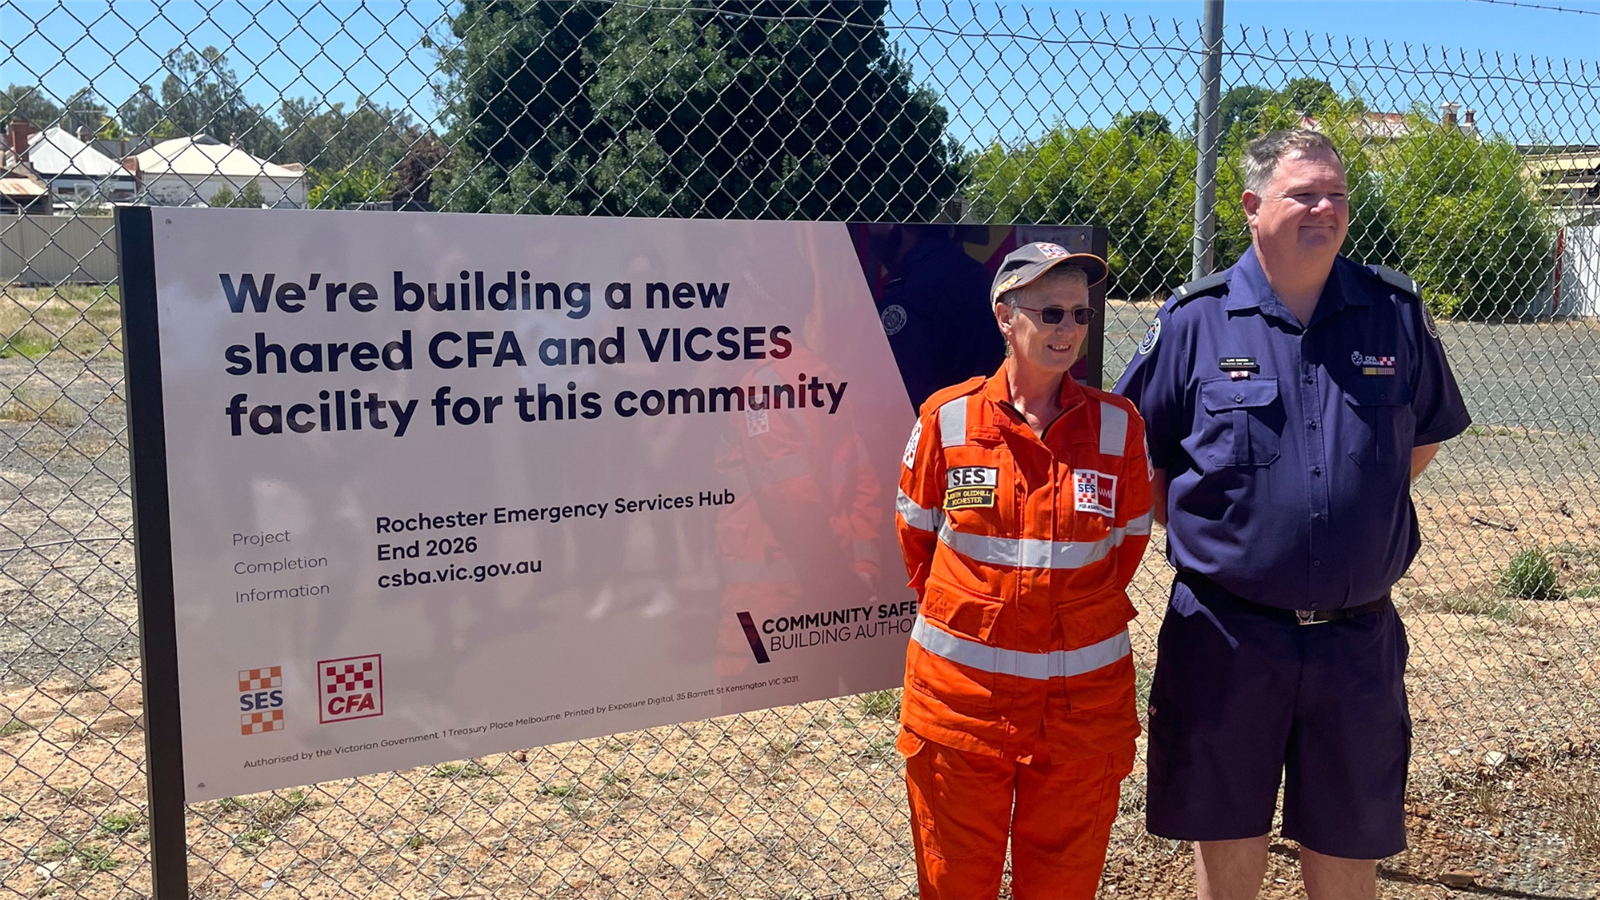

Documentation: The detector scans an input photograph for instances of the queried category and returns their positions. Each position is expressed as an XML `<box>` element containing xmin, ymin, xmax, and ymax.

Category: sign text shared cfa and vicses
<box><xmin>215</xmin><ymin>270</ymin><xmax>851</xmax><ymax>439</ymax></box>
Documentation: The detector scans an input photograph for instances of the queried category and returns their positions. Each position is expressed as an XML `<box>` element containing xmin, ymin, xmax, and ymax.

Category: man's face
<box><xmin>994</xmin><ymin>275</ymin><xmax>1091</xmax><ymax>376</ymax></box>
<box><xmin>1243</xmin><ymin>149</ymin><xmax>1349</xmax><ymax>271</ymax></box>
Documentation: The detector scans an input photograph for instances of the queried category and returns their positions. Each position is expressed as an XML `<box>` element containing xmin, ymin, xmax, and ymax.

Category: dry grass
<box><xmin>0</xmin><ymin>382</ymin><xmax>84</xmax><ymax>427</ymax></box>
<box><xmin>1549</xmin><ymin>771</ymin><xmax>1600</xmax><ymax>860</ymax></box>
<box><xmin>0</xmin><ymin>284</ymin><xmax>122</xmax><ymax>361</ymax></box>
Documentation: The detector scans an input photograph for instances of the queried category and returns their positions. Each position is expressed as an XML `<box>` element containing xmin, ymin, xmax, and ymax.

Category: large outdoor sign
<box><xmin>118</xmin><ymin>209</ymin><xmax>1104</xmax><ymax>809</ymax></box>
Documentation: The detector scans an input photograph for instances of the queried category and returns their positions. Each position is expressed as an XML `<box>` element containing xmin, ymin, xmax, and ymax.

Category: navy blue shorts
<box><xmin>1144</xmin><ymin>576</ymin><xmax>1411</xmax><ymax>859</ymax></box>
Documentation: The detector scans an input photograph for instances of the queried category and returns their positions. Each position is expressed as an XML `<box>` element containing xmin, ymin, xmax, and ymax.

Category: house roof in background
<box><xmin>135</xmin><ymin>135</ymin><xmax>301</xmax><ymax>179</ymax></box>
<box><xmin>26</xmin><ymin>127</ymin><xmax>128</xmax><ymax>178</ymax></box>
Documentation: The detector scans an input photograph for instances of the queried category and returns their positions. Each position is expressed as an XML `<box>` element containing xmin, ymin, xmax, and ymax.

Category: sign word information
<box><xmin>136</xmin><ymin>210</ymin><xmax>915</xmax><ymax>800</ymax></box>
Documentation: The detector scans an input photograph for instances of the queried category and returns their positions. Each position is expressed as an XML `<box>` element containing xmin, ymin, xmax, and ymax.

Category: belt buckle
<box><xmin>1295</xmin><ymin>609</ymin><xmax>1328</xmax><ymax>626</ymax></box>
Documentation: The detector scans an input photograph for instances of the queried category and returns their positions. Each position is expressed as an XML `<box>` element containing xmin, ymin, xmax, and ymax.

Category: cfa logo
<box><xmin>317</xmin><ymin>654</ymin><xmax>384</xmax><ymax>724</ymax></box>
<box><xmin>238</xmin><ymin>666</ymin><xmax>284</xmax><ymax>736</ymax></box>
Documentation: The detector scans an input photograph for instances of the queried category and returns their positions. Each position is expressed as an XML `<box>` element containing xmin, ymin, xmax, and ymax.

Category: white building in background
<box><xmin>25</xmin><ymin>126</ymin><xmax>137</xmax><ymax>209</ymax></box>
<box><xmin>134</xmin><ymin>134</ymin><xmax>306</xmax><ymax>208</ymax></box>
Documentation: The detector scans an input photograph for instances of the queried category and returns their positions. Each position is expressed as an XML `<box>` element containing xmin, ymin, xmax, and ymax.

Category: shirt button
<box><xmin>1312</xmin><ymin>466</ymin><xmax>1322</xmax><ymax>476</ymax></box>
<box><xmin>1308</xmin><ymin>421</ymin><xmax>1318</xmax><ymax>430</ymax></box>
<box><xmin>1313</xmin><ymin>559</ymin><xmax>1322</xmax><ymax>567</ymax></box>
<box><xmin>1304</xmin><ymin>375</ymin><xmax>1315</xmax><ymax>384</ymax></box>
<box><xmin>1233</xmin><ymin>394</ymin><xmax>1244</xmax><ymax>402</ymax></box>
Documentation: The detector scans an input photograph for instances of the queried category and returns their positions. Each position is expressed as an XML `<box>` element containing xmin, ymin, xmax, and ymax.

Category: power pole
<box><xmin>1192</xmin><ymin>0</ymin><xmax>1225</xmax><ymax>279</ymax></box>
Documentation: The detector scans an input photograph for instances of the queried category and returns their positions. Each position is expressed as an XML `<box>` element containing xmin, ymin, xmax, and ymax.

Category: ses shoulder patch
<box><xmin>902</xmin><ymin>419</ymin><xmax>923</xmax><ymax>469</ymax></box>
<box><xmin>1138</xmin><ymin>318</ymin><xmax>1161</xmax><ymax>355</ymax></box>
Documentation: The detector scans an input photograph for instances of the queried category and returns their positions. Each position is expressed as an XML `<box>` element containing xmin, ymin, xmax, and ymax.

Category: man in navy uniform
<box><xmin>869</xmin><ymin>223</ymin><xmax>1005</xmax><ymax>408</ymax></box>
<box><xmin>1115</xmin><ymin>129</ymin><xmax>1469</xmax><ymax>899</ymax></box>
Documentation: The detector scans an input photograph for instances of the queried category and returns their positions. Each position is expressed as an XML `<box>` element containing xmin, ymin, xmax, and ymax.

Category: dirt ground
<box><xmin>3</xmin><ymin>463</ymin><xmax>1598</xmax><ymax>900</ymax></box>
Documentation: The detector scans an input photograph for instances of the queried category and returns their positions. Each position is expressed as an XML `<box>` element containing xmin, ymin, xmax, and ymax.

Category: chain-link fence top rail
<box><xmin>1</xmin><ymin>2</ymin><xmax>1598</xmax><ymax>898</ymax></box>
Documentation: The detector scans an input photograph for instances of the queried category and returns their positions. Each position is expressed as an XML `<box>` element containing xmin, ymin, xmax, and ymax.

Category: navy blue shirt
<box><xmin>878</xmin><ymin>238</ymin><xmax>1005</xmax><ymax>409</ymax></box>
<box><xmin>1114</xmin><ymin>247</ymin><xmax>1470</xmax><ymax>610</ymax></box>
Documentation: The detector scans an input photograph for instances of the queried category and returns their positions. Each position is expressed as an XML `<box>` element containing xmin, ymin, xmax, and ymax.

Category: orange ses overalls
<box><xmin>894</xmin><ymin>368</ymin><xmax>1153</xmax><ymax>900</ymax></box>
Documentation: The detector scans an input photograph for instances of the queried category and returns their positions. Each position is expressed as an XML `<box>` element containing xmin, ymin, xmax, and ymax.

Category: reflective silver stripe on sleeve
<box><xmin>938</xmin><ymin>397</ymin><xmax>968</xmax><ymax>448</ymax></box>
<box><xmin>896</xmin><ymin>490</ymin><xmax>942</xmax><ymax>533</ymax></box>
<box><xmin>1099</xmin><ymin>401</ymin><xmax>1128</xmax><ymax>457</ymax></box>
<box><xmin>852</xmin><ymin>539</ymin><xmax>880</xmax><ymax>564</ymax></box>
<box><xmin>1122</xmin><ymin>511</ymin><xmax>1153</xmax><ymax>537</ymax></box>
<box><xmin>938</xmin><ymin>519</ymin><xmax>1118</xmax><ymax>569</ymax></box>
<box><xmin>911</xmin><ymin>616</ymin><xmax>1131</xmax><ymax>680</ymax></box>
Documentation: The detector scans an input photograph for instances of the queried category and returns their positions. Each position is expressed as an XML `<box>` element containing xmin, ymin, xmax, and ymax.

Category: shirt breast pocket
<box><xmin>1343</xmin><ymin>381</ymin><xmax>1414</xmax><ymax>466</ymax></box>
<box><xmin>1198</xmin><ymin>377</ymin><xmax>1283</xmax><ymax>468</ymax></box>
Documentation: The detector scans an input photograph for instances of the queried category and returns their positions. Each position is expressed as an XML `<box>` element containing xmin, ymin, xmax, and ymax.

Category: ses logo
<box><xmin>317</xmin><ymin>654</ymin><xmax>384</xmax><ymax>724</ymax></box>
<box><xmin>238</xmin><ymin>666</ymin><xmax>285</xmax><ymax>736</ymax></box>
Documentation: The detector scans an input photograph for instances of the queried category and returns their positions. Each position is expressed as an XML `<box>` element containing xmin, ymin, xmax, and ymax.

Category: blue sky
<box><xmin>3</xmin><ymin>1</ymin><xmax>1599</xmax><ymax>148</ymax></box>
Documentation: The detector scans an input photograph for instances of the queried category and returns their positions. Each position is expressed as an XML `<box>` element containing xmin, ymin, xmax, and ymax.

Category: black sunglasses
<box><xmin>1014</xmin><ymin>304</ymin><xmax>1096</xmax><ymax>326</ymax></box>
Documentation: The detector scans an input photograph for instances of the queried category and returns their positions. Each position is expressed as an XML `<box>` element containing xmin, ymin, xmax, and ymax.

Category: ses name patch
<box><xmin>945</xmin><ymin>466</ymin><xmax>999</xmax><ymax>510</ymax></box>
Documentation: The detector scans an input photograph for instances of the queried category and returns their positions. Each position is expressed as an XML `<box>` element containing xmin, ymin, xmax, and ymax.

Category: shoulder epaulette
<box><xmin>1368</xmin><ymin>265</ymin><xmax>1421</xmax><ymax>300</ymax></box>
<box><xmin>1167</xmin><ymin>270</ymin><xmax>1230</xmax><ymax>308</ymax></box>
<box><xmin>918</xmin><ymin>375</ymin><xmax>985</xmax><ymax>417</ymax></box>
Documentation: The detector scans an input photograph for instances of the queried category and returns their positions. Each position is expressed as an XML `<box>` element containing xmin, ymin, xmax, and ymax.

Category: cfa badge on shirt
<box><xmin>1351</xmin><ymin>350</ymin><xmax>1396</xmax><ymax>376</ymax></box>
<box><xmin>945</xmin><ymin>467</ymin><xmax>998</xmax><ymax>509</ymax></box>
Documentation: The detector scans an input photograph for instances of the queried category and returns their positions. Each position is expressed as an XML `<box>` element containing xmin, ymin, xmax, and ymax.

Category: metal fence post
<box><xmin>1192</xmin><ymin>0</ymin><xmax>1225</xmax><ymax>280</ymax></box>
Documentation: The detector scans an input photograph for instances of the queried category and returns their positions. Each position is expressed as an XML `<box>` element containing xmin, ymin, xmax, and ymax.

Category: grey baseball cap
<box><xmin>990</xmin><ymin>241</ymin><xmax>1109</xmax><ymax>302</ymax></box>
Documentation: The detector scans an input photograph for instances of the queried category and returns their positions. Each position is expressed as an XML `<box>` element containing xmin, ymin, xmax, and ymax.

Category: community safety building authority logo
<box><xmin>317</xmin><ymin>654</ymin><xmax>384</xmax><ymax>724</ymax></box>
<box><xmin>238</xmin><ymin>665</ymin><xmax>285</xmax><ymax>736</ymax></box>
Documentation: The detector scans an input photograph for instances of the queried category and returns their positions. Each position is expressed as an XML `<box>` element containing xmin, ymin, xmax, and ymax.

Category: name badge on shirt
<box><xmin>1219</xmin><ymin>356</ymin><xmax>1258</xmax><ymax>380</ymax></box>
<box><xmin>945</xmin><ymin>467</ymin><xmax>998</xmax><ymax>509</ymax></box>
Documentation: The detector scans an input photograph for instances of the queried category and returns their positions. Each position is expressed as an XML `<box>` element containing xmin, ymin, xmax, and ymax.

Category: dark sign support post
<box><xmin>1085</xmin><ymin>227</ymin><xmax>1110</xmax><ymax>389</ymax></box>
<box><xmin>116</xmin><ymin>206</ymin><xmax>189</xmax><ymax>899</ymax></box>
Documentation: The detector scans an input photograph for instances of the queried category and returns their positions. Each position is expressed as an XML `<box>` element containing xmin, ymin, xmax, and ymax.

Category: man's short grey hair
<box><xmin>1242</xmin><ymin>129</ymin><xmax>1344</xmax><ymax>195</ymax></box>
<box><xmin>997</xmin><ymin>263</ymin><xmax>1089</xmax><ymax>309</ymax></box>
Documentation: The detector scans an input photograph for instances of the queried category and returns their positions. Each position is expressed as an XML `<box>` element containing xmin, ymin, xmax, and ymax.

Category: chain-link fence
<box><xmin>2</xmin><ymin>2</ymin><xmax>1599</xmax><ymax>897</ymax></box>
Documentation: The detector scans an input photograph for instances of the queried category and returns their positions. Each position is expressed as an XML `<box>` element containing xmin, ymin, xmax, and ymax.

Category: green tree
<box><xmin>157</xmin><ymin>48</ymin><xmax>281</xmax><ymax>157</ymax></box>
<box><xmin>436</xmin><ymin>0</ymin><xmax>962</xmax><ymax>220</ymax></box>
<box><xmin>391</xmin><ymin>136</ymin><xmax>448</xmax><ymax>207</ymax></box>
<box><xmin>226</xmin><ymin>179</ymin><xmax>266</xmax><ymax>208</ymax></box>
<box><xmin>117</xmin><ymin>84</ymin><xmax>163</xmax><ymax>137</ymax></box>
<box><xmin>60</xmin><ymin>88</ymin><xmax>107</xmax><ymax>135</ymax></box>
<box><xmin>306</xmin><ymin>165</ymin><xmax>395</xmax><ymax>209</ymax></box>
<box><xmin>1382</xmin><ymin>119</ymin><xmax>1552</xmax><ymax>319</ymax></box>
<box><xmin>1115</xmin><ymin>111</ymin><xmax>1172</xmax><ymax>138</ymax></box>
<box><xmin>970</xmin><ymin>119</ymin><xmax>1196</xmax><ymax>299</ymax></box>
<box><xmin>1215</xmin><ymin>85</ymin><xmax>1271</xmax><ymax>138</ymax></box>
<box><xmin>275</xmin><ymin>97</ymin><xmax>420</xmax><ymax>171</ymax></box>
<box><xmin>1</xmin><ymin>84</ymin><xmax>60</xmax><ymax>126</ymax></box>
<box><xmin>1279</xmin><ymin>77</ymin><xmax>1341</xmax><ymax>117</ymax></box>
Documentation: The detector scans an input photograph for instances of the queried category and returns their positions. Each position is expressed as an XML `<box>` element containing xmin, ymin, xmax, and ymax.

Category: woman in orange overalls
<box><xmin>893</xmin><ymin>242</ymin><xmax>1153</xmax><ymax>899</ymax></box>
